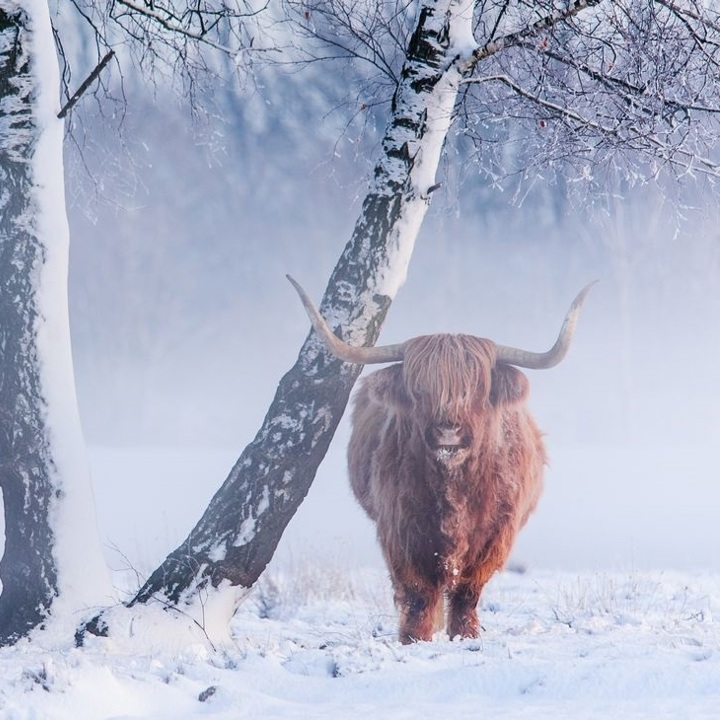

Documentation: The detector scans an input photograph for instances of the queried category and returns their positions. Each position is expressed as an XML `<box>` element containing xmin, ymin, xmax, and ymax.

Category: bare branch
<box><xmin>110</xmin><ymin>0</ymin><xmax>267</xmax><ymax>58</ymax></box>
<box><xmin>280</xmin><ymin>0</ymin><xmax>419</xmax><ymax>89</ymax></box>
<box><xmin>58</xmin><ymin>51</ymin><xmax>115</xmax><ymax>119</ymax></box>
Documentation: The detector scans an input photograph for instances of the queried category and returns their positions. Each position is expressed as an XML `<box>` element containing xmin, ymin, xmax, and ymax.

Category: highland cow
<box><xmin>288</xmin><ymin>276</ymin><xmax>592</xmax><ymax>643</ymax></box>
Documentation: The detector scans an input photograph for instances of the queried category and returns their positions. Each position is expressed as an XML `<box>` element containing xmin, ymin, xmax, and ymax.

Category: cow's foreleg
<box><xmin>448</xmin><ymin>525</ymin><xmax>518</xmax><ymax>639</ymax></box>
<box><xmin>395</xmin><ymin>583</ymin><xmax>443</xmax><ymax>644</ymax></box>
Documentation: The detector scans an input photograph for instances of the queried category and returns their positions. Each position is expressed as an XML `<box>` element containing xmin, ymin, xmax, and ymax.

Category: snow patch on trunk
<box><xmin>233</xmin><ymin>485</ymin><xmax>270</xmax><ymax>547</ymax></box>
<box><xmin>25</xmin><ymin>0</ymin><xmax>113</xmax><ymax>623</ymax></box>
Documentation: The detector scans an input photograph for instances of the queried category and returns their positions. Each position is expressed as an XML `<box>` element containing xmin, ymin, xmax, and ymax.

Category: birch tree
<box><xmin>0</xmin><ymin>0</ymin><xmax>116</xmax><ymax>646</ymax></box>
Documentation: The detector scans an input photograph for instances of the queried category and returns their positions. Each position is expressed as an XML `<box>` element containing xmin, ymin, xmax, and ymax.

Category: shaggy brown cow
<box><xmin>288</xmin><ymin>276</ymin><xmax>592</xmax><ymax>644</ymax></box>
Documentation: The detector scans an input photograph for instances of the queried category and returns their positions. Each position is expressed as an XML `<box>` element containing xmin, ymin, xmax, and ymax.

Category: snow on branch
<box><xmin>654</xmin><ymin>0</ymin><xmax>720</xmax><ymax>37</ymax></box>
<box><xmin>462</xmin><ymin>0</ymin><xmax>603</xmax><ymax>69</ymax></box>
<box><xmin>465</xmin><ymin>73</ymin><xmax>720</xmax><ymax>178</ymax></box>
<box><xmin>456</xmin><ymin>0</ymin><xmax>720</xmax><ymax>187</ymax></box>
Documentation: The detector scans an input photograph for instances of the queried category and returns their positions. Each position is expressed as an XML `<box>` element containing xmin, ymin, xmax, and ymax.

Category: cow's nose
<box><xmin>429</xmin><ymin>423</ymin><xmax>464</xmax><ymax>447</ymax></box>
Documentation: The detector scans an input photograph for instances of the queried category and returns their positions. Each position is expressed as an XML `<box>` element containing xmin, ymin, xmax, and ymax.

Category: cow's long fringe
<box><xmin>402</xmin><ymin>335</ymin><xmax>496</xmax><ymax>421</ymax></box>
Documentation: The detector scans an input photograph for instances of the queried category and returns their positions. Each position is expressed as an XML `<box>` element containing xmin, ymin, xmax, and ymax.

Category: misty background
<box><xmin>61</xmin><ymin>45</ymin><xmax>720</xmax><ymax>581</ymax></box>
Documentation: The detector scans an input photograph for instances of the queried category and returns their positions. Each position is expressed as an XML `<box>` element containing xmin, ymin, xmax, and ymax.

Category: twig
<box><xmin>654</xmin><ymin>0</ymin><xmax>720</xmax><ymax>36</ymax></box>
<box><xmin>58</xmin><ymin>50</ymin><xmax>115</xmax><ymax>119</ymax></box>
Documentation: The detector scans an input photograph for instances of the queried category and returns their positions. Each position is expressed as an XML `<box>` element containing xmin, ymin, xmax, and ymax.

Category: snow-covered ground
<box><xmin>1</xmin><ymin>565</ymin><xmax>718</xmax><ymax>719</ymax></box>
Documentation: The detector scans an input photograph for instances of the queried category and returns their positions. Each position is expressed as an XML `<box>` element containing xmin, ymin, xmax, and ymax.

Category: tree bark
<box><xmin>0</xmin><ymin>5</ymin><xmax>59</xmax><ymax>645</ymax></box>
<box><xmin>0</xmin><ymin>2</ymin><xmax>110</xmax><ymax>646</ymax></box>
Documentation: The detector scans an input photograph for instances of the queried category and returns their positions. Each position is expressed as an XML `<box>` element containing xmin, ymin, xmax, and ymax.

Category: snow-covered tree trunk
<box><xmin>0</xmin><ymin>1</ymin><xmax>110</xmax><ymax>645</ymax></box>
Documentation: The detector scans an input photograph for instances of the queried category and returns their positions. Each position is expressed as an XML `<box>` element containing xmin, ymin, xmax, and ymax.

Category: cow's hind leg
<box><xmin>446</xmin><ymin>582</ymin><xmax>482</xmax><ymax>639</ymax></box>
<box><xmin>395</xmin><ymin>583</ymin><xmax>443</xmax><ymax>644</ymax></box>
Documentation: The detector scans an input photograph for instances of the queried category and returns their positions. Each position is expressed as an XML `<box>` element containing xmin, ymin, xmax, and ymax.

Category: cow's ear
<box><xmin>490</xmin><ymin>364</ymin><xmax>529</xmax><ymax>407</ymax></box>
<box><xmin>365</xmin><ymin>364</ymin><xmax>411</xmax><ymax>411</ymax></box>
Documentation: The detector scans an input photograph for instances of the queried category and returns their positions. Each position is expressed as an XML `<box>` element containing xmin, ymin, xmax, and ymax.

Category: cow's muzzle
<box><xmin>425</xmin><ymin>423</ymin><xmax>470</xmax><ymax>463</ymax></box>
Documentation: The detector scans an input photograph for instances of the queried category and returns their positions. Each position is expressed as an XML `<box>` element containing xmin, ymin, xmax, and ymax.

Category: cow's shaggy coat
<box><xmin>348</xmin><ymin>335</ymin><xmax>545</xmax><ymax>643</ymax></box>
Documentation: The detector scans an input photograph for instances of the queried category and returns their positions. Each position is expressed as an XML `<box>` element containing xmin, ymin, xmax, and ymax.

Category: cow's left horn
<box><xmin>495</xmin><ymin>282</ymin><xmax>596</xmax><ymax>369</ymax></box>
<box><xmin>287</xmin><ymin>275</ymin><xmax>406</xmax><ymax>365</ymax></box>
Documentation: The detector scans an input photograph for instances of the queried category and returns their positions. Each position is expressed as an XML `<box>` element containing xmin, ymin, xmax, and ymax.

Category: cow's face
<box><xmin>377</xmin><ymin>335</ymin><xmax>532</xmax><ymax>468</ymax></box>
<box><xmin>364</xmin><ymin>335</ymin><xmax>532</xmax><ymax>468</ymax></box>
<box><xmin>400</xmin><ymin>335</ymin><xmax>496</xmax><ymax>468</ymax></box>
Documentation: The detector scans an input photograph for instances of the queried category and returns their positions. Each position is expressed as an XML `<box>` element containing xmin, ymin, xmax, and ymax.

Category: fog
<box><xmin>65</xmin><ymin>81</ymin><xmax>720</xmax><ymax>577</ymax></box>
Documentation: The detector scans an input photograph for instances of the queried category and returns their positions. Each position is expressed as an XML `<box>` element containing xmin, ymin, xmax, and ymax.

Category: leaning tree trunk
<box><xmin>0</xmin><ymin>1</ymin><xmax>110</xmax><ymax>645</ymax></box>
<box><xmin>88</xmin><ymin>0</ymin><xmax>471</xmax><ymax>645</ymax></box>
<box><xmin>85</xmin><ymin>0</ymin><xmax>600</xmax><ymax>647</ymax></box>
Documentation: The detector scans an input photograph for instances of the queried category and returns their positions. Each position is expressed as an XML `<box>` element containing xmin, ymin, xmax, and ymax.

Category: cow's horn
<box><xmin>287</xmin><ymin>275</ymin><xmax>406</xmax><ymax>364</ymax></box>
<box><xmin>494</xmin><ymin>282</ymin><xmax>596</xmax><ymax>369</ymax></box>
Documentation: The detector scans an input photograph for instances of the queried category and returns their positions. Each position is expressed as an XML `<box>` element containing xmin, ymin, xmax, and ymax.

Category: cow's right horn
<box><xmin>494</xmin><ymin>282</ymin><xmax>596</xmax><ymax>369</ymax></box>
<box><xmin>287</xmin><ymin>275</ymin><xmax>406</xmax><ymax>365</ymax></box>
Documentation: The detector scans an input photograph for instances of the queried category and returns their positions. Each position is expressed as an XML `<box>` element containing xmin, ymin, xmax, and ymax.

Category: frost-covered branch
<box><xmin>280</xmin><ymin>0</ymin><xmax>720</xmax><ymax>187</ymax></box>
<box><xmin>465</xmin><ymin>73</ymin><xmax>720</xmax><ymax>178</ymax></box>
<box><xmin>654</xmin><ymin>0</ymin><xmax>720</xmax><ymax>37</ymax></box>
<box><xmin>463</xmin><ymin>0</ymin><xmax>603</xmax><ymax>68</ymax></box>
<box><xmin>516</xmin><ymin>42</ymin><xmax>720</xmax><ymax>119</ymax></box>
<box><xmin>454</xmin><ymin>0</ymin><xmax>720</xmax><ymax>186</ymax></box>
<box><xmin>61</xmin><ymin>0</ymin><xmax>272</xmax><ymax>101</ymax></box>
